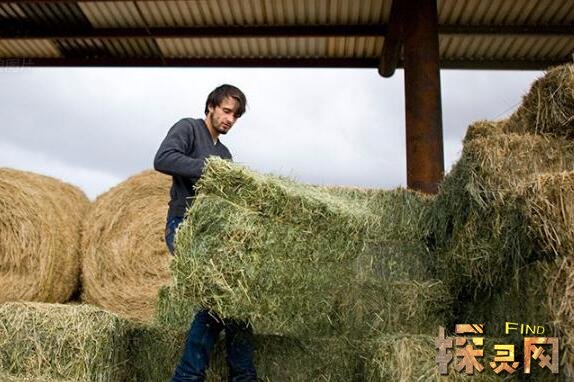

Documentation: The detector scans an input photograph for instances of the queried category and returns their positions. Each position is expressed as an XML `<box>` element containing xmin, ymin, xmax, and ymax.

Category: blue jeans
<box><xmin>165</xmin><ymin>216</ymin><xmax>257</xmax><ymax>382</ymax></box>
<box><xmin>165</xmin><ymin>216</ymin><xmax>185</xmax><ymax>255</ymax></box>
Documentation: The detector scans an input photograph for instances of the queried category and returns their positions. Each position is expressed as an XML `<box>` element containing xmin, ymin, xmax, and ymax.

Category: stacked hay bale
<box><xmin>81</xmin><ymin>170</ymin><xmax>172</xmax><ymax>322</ymax></box>
<box><xmin>505</xmin><ymin>64</ymin><xmax>573</xmax><ymax>138</ymax></box>
<box><xmin>427</xmin><ymin>64</ymin><xmax>574</xmax><ymax>379</ymax></box>
<box><xmin>363</xmin><ymin>334</ymin><xmax>513</xmax><ymax>382</ymax></box>
<box><xmin>154</xmin><ymin>157</ymin><xmax>453</xmax><ymax>379</ymax></box>
<box><xmin>0</xmin><ymin>302</ymin><xmax>133</xmax><ymax>381</ymax></box>
<box><xmin>522</xmin><ymin>171</ymin><xmax>574</xmax><ymax>377</ymax></box>
<box><xmin>131</xmin><ymin>326</ymin><xmax>363</xmax><ymax>382</ymax></box>
<box><xmin>427</xmin><ymin>128</ymin><xmax>574</xmax><ymax>291</ymax></box>
<box><xmin>0</xmin><ymin>168</ymin><xmax>88</xmax><ymax>303</ymax></box>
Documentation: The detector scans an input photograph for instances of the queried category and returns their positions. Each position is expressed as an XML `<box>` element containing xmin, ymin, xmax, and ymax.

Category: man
<box><xmin>154</xmin><ymin>84</ymin><xmax>257</xmax><ymax>382</ymax></box>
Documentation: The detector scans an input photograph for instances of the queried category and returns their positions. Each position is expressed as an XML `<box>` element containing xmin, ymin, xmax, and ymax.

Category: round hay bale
<box><xmin>81</xmin><ymin>170</ymin><xmax>172</xmax><ymax>322</ymax></box>
<box><xmin>0</xmin><ymin>168</ymin><xmax>88</xmax><ymax>303</ymax></box>
<box><xmin>507</xmin><ymin>64</ymin><xmax>574</xmax><ymax>138</ymax></box>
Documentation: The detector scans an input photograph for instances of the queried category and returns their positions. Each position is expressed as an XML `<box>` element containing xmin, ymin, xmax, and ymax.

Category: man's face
<box><xmin>208</xmin><ymin>96</ymin><xmax>240</xmax><ymax>135</ymax></box>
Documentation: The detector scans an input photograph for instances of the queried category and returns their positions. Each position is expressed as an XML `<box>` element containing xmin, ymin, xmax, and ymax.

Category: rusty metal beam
<box><xmin>403</xmin><ymin>0</ymin><xmax>444</xmax><ymax>194</ymax></box>
<box><xmin>0</xmin><ymin>56</ymin><xmax>379</xmax><ymax>68</ymax></box>
<box><xmin>441</xmin><ymin>24</ymin><xmax>574</xmax><ymax>36</ymax></box>
<box><xmin>0</xmin><ymin>0</ymin><xmax>153</xmax><ymax>2</ymax></box>
<box><xmin>0</xmin><ymin>56</ymin><xmax>568</xmax><ymax>70</ymax></box>
<box><xmin>1</xmin><ymin>23</ymin><xmax>572</xmax><ymax>40</ymax></box>
<box><xmin>378</xmin><ymin>0</ymin><xmax>405</xmax><ymax>77</ymax></box>
<box><xmin>438</xmin><ymin>58</ymin><xmax>568</xmax><ymax>70</ymax></box>
<box><xmin>0</xmin><ymin>24</ymin><xmax>388</xmax><ymax>39</ymax></box>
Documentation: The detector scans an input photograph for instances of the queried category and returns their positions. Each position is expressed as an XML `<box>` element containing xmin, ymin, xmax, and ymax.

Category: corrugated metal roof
<box><xmin>157</xmin><ymin>36</ymin><xmax>383</xmax><ymax>58</ymax></box>
<box><xmin>0</xmin><ymin>39</ymin><xmax>60</xmax><ymax>57</ymax></box>
<box><xmin>79</xmin><ymin>0</ymin><xmax>391</xmax><ymax>28</ymax></box>
<box><xmin>438</xmin><ymin>0</ymin><xmax>574</xmax><ymax>25</ymax></box>
<box><xmin>440</xmin><ymin>34</ymin><xmax>574</xmax><ymax>61</ymax></box>
<box><xmin>0</xmin><ymin>0</ymin><xmax>572</xmax><ymax>69</ymax></box>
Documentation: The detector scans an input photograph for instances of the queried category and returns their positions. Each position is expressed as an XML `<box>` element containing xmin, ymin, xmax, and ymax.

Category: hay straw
<box><xmin>132</xmin><ymin>327</ymin><xmax>362</xmax><ymax>382</ymax></box>
<box><xmin>362</xmin><ymin>333</ymin><xmax>560</xmax><ymax>381</ymax></box>
<box><xmin>463</xmin><ymin>120</ymin><xmax>507</xmax><ymax>144</ymax></box>
<box><xmin>427</xmin><ymin>133</ymin><xmax>574</xmax><ymax>289</ymax></box>
<box><xmin>0</xmin><ymin>373</ymin><xmax>74</xmax><ymax>381</ymax></box>
<box><xmin>157</xmin><ymin>158</ymin><xmax>449</xmax><ymax>337</ymax></box>
<box><xmin>522</xmin><ymin>171</ymin><xmax>574</xmax><ymax>378</ymax></box>
<box><xmin>507</xmin><ymin>64</ymin><xmax>574</xmax><ymax>138</ymax></box>
<box><xmin>81</xmin><ymin>170</ymin><xmax>172</xmax><ymax>322</ymax></box>
<box><xmin>523</xmin><ymin>171</ymin><xmax>574</xmax><ymax>257</ymax></box>
<box><xmin>0</xmin><ymin>302</ymin><xmax>132</xmax><ymax>381</ymax></box>
<box><xmin>0</xmin><ymin>168</ymin><xmax>88</xmax><ymax>303</ymax></box>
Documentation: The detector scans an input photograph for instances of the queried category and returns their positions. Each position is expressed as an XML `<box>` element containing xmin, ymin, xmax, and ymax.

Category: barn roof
<box><xmin>1</xmin><ymin>0</ymin><xmax>572</xmax><ymax>69</ymax></box>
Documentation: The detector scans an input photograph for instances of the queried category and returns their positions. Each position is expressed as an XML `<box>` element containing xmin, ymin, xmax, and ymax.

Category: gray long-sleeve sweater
<box><xmin>154</xmin><ymin>117</ymin><xmax>232</xmax><ymax>219</ymax></box>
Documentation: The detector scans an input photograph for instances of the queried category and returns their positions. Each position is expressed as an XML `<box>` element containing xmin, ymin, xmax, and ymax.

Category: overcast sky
<box><xmin>0</xmin><ymin>67</ymin><xmax>541</xmax><ymax>199</ymax></box>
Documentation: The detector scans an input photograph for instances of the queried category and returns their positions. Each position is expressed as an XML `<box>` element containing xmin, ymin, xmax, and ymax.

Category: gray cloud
<box><xmin>0</xmin><ymin>67</ymin><xmax>541</xmax><ymax>198</ymax></box>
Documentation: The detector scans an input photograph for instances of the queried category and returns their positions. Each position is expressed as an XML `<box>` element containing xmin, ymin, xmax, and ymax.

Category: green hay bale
<box><xmin>456</xmin><ymin>261</ymin><xmax>557</xmax><ymax>341</ymax></box>
<box><xmin>336</xmin><ymin>278</ymin><xmax>452</xmax><ymax>336</ymax></box>
<box><xmin>0</xmin><ymin>302</ymin><xmax>132</xmax><ymax>382</ymax></box>
<box><xmin>130</xmin><ymin>325</ymin><xmax>362</xmax><ymax>382</ymax></box>
<box><xmin>427</xmin><ymin>133</ymin><xmax>574</xmax><ymax>290</ymax></box>
<box><xmin>157</xmin><ymin>186</ymin><xmax>448</xmax><ymax>337</ymax></box>
<box><xmin>129</xmin><ymin>324</ymin><xmax>185</xmax><ymax>382</ymax></box>
<box><xmin>507</xmin><ymin>64</ymin><xmax>574</xmax><ymax>139</ymax></box>
<box><xmin>463</xmin><ymin>120</ymin><xmax>507</xmax><ymax>144</ymax></box>
<box><xmin>365</xmin><ymin>333</ymin><xmax>567</xmax><ymax>381</ymax></box>
<box><xmin>363</xmin><ymin>334</ymin><xmax>517</xmax><ymax>381</ymax></box>
<box><xmin>196</xmin><ymin>158</ymin><xmax>431</xmax><ymax>243</ymax></box>
<box><xmin>0</xmin><ymin>373</ymin><xmax>74</xmax><ymax>382</ymax></box>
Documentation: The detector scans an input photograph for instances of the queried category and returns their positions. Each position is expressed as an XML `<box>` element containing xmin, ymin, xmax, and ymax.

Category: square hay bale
<box><xmin>523</xmin><ymin>171</ymin><xmax>574</xmax><ymax>257</ymax></box>
<box><xmin>463</xmin><ymin>120</ymin><xmax>507</xmax><ymax>144</ymax></box>
<box><xmin>520</xmin><ymin>171</ymin><xmax>574</xmax><ymax>377</ymax></box>
<box><xmin>0</xmin><ymin>302</ymin><xmax>133</xmax><ymax>382</ymax></box>
<box><xmin>506</xmin><ymin>64</ymin><xmax>574</xmax><ymax>139</ymax></box>
<box><xmin>363</xmin><ymin>334</ymin><xmax>511</xmax><ymax>381</ymax></box>
<box><xmin>454</xmin><ymin>257</ymin><xmax>574</xmax><ymax>381</ymax></box>
<box><xmin>196</xmin><ymin>158</ymin><xmax>432</xmax><ymax>244</ymax></box>
<box><xmin>363</xmin><ymin>333</ymin><xmax>568</xmax><ymax>381</ymax></box>
<box><xmin>130</xmin><ymin>325</ymin><xmax>362</xmax><ymax>382</ymax></box>
<box><xmin>0</xmin><ymin>373</ymin><xmax>74</xmax><ymax>381</ymax></box>
<box><xmin>156</xmin><ymin>162</ymin><xmax>449</xmax><ymax>337</ymax></box>
<box><xmin>427</xmin><ymin>133</ymin><xmax>574</xmax><ymax>291</ymax></box>
<box><xmin>455</xmin><ymin>261</ymin><xmax>556</xmax><ymax>341</ymax></box>
<box><xmin>129</xmin><ymin>324</ymin><xmax>186</xmax><ymax>382</ymax></box>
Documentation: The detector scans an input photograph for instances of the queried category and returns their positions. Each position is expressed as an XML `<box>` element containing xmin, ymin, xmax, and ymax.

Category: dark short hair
<box><xmin>204</xmin><ymin>84</ymin><xmax>247</xmax><ymax>117</ymax></box>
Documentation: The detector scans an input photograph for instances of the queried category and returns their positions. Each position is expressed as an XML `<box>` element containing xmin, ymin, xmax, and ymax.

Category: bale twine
<box><xmin>0</xmin><ymin>168</ymin><xmax>88</xmax><ymax>303</ymax></box>
<box><xmin>81</xmin><ymin>170</ymin><xmax>172</xmax><ymax>322</ymax></box>
<box><xmin>507</xmin><ymin>64</ymin><xmax>574</xmax><ymax>138</ymax></box>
